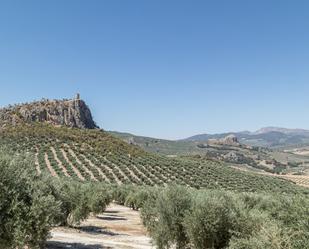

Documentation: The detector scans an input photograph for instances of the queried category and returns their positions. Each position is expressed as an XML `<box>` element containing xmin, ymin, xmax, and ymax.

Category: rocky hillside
<box><xmin>0</xmin><ymin>94</ymin><xmax>97</xmax><ymax>129</ymax></box>
<box><xmin>208</xmin><ymin>134</ymin><xmax>240</xmax><ymax>146</ymax></box>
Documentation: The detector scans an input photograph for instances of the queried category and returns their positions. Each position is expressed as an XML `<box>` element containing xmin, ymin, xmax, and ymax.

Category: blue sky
<box><xmin>0</xmin><ymin>1</ymin><xmax>308</xmax><ymax>139</ymax></box>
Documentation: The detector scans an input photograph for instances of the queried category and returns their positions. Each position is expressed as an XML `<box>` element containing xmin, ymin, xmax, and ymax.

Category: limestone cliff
<box><xmin>0</xmin><ymin>95</ymin><xmax>97</xmax><ymax>129</ymax></box>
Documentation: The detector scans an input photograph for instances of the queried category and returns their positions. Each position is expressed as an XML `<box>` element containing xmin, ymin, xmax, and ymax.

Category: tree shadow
<box><xmin>96</xmin><ymin>215</ymin><xmax>127</xmax><ymax>221</ymax></box>
<box><xmin>103</xmin><ymin>210</ymin><xmax>119</xmax><ymax>214</ymax></box>
<box><xmin>46</xmin><ymin>241</ymin><xmax>111</xmax><ymax>249</ymax></box>
<box><xmin>78</xmin><ymin>225</ymin><xmax>122</xmax><ymax>236</ymax></box>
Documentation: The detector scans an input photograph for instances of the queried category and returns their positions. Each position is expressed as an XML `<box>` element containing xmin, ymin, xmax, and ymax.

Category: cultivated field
<box><xmin>0</xmin><ymin>123</ymin><xmax>306</xmax><ymax>193</ymax></box>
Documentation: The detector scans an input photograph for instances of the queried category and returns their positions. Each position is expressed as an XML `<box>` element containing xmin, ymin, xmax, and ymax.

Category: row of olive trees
<box><xmin>117</xmin><ymin>185</ymin><xmax>309</xmax><ymax>249</ymax></box>
<box><xmin>0</xmin><ymin>149</ymin><xmax>112</xmax><ymax>249</ymax></box>
<box><xmin>1</xmin><ymin>146</ymin><xmax>308</xmax><ymax>249</ymax></box>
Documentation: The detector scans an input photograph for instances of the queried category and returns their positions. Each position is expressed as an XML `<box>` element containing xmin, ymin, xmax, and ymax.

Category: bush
<box><xmin>125</xmin><ymin>187</ymin><xmax>157</xmax><ymax>210</ymax></box>
<box><xmin>183</xmin><ymin>191</ymin><xmax>238</xmax><ymax>249</ymax></box>
<box><xmin>141</xmin><ymin>186</ymin><xmax>309</xmax><ymax>249</ymax></box>
<box><xmin>0</xmin><ymin>149</ymin><xmax>61</xmax><ymax>249</ymax></box>
<box><xmin>228</xmin><ymin>220</ymin><xmax>292</xmax><ymax>249</ymax></box>
<box><xmin>112</xmin><ymin>184</ymin><xmax>134</xmax><ymax>205</ymax></box>
<box><xmin>48</xmin><ymin>180</ymin><xmax>112</xmax><ymax>226</ymax></box>
<box><xmin>240</xmin><ymin>192</ymin><xmax>309</xmax><ymax>249</ymax></box>
<box><xmin>141</xmin><ymin>185</ymin><xmax>192</xmax><ymax>249</ymax></box>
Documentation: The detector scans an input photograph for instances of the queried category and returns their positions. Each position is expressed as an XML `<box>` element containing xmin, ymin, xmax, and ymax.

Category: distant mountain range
<box><xmin>184</xmin><ymin>127</ymin><xmax>309</xmax><ymax>148</ymax></box>
<box><xmin>254</xmin><ymin>127</ymin><xmax>309</xmax><ymax>135</ymax></box>
<box><xmin>111</xmin><ymin>127</ymin><xmax>309</xmax><ymax>155</ymax></box>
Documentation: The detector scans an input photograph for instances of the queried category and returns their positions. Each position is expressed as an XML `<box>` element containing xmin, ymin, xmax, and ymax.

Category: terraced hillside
<box><xmin>0</xmin><ymin>123</ymin><xmax>307</xmax><ymax>194</ymax></box>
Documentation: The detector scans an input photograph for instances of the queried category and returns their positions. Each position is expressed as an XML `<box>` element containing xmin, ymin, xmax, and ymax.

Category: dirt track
<box><xmin>46</xmin><ymin>204</ymin><xmax>153</xmax><ymax>249</ymax></box>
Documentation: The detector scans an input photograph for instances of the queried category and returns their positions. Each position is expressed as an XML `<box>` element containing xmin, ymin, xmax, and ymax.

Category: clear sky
<box><xmin>0</xmin><ymin>1</ymin><xmax>308</xmax><ymax>139</ymax></box>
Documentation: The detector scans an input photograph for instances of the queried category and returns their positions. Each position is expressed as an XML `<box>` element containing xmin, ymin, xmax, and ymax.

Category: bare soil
<box><xmin>46</xmin><ymin>204</ymin><xmax>153</xmax><ymax>249</ymax></box>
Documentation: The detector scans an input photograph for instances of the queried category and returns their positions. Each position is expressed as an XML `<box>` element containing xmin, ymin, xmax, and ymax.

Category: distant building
<box><xmin>75</xmin><ymin>93</ymin><xmax>80</xmax><ymax>100</ymax></box>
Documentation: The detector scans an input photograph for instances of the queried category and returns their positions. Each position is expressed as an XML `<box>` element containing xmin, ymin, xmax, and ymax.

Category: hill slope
<box><xmin>0</xmin><ymin>123</ymin><xmax>307</xmax><ymax>194</ymax></box>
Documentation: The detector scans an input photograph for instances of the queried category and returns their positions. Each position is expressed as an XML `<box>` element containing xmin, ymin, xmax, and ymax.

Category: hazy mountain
<box><xmin>254</xmin><ymin>127</ymin><xmax>309</xmax><ymax>135</ymax></box>
<box><xmin>184</xmin><ymin>127</ymin><xmax>309</xmax><ymax>148</ymax></box>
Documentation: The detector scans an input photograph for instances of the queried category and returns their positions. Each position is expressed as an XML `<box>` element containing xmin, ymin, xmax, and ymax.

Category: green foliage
<box><xmin>228</xmin><ymin>221</ymin><xmax>292</xmax><ymax>249</ymax></box>
<box><xmin>0</xmin><ymin>147</ymin><xmax>113</xmax><ymax>248</ymax></box>
<box><xmin>138</xmin><ymin>186</ymin><xmax>309</xmax><ymax>249</ymax></box>
<box><xmin>46</xmin><ymin>179</ymin><xmax>112</xmax><ymax>227</ymax></box>
<box><xmin>112</xmin><ymin>184</ymin><xmax>135</xmax><ymax>205</ymax></box>
<box><xmin>142</xmin><ymin>185</ymin><xmax>192</xmax><ymax>249</ymax></box>
<box><xmin>183</xmin><ymin>191</ymin><xmax>239</xmax><ymax>249</ymax></box>
<box><xmin>0</xmin><ymin>149</ymin><xmax>61</xmax><ymax>249</ymax></box>
<box><xmin>240</xmin><ymin>193</ymin><xmax>309</xmax><ymax>249</ymax></box>
<box><xmin>124</xmin><ymin>186</ymin><xmax>157</xmax><ymax>210</ymax></box>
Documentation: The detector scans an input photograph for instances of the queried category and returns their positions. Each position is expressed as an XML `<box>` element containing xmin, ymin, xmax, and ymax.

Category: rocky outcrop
<box><xmin>0</xmin><ymin>95</ymin><xmax>97</xmax><ymax>129</ymax></box>
<box><xmin>208</xmin><ymin>134</ymin><xmax>239</xmax><ymax>146</ymax></box>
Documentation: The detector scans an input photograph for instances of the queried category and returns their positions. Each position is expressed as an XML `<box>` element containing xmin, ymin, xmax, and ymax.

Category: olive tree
<box><xmin>0</xmin><ymin>150</ymin><xmax>60</xmax><ymax>249</ymax></box>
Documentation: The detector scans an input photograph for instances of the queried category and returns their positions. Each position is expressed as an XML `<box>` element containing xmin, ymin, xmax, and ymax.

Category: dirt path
<box><xmin>46</xmin><ymin>204</ymin><xmax>153</xmax><ymax>249</ymax></box>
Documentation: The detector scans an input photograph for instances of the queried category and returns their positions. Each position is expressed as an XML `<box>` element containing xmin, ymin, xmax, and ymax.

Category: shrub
<box><xmin>124</xmin><ymin>186</ymin><xmax>159</xmax><ymax>210</ymax></box>
<box><xmin>228</xmin><ymin>220</ymin><xmax>292</xmax><ymax>249</ymax></box>
<box><xmin>183</xmin><ymin>191</ymin><xmax>239</xmax><ymax>249</ymax></box>
<box><xmin>0</xmin><ymin>149</ymin><xmax>60</xmax><ymax>248</ymax></box>
<box><xmin>141</xmin><ymin>187</ymin><xmax>309</xmax><ymax>249</ymax></box>
<box><xmin>48</xmin><ymin>180</ymin><xmax>112</xmax><ymax>226</ymax></box>
<box><xmin>142</xmin><ymin>185</ymin><xmax>192</xmax><ymax>249</ymax></box>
